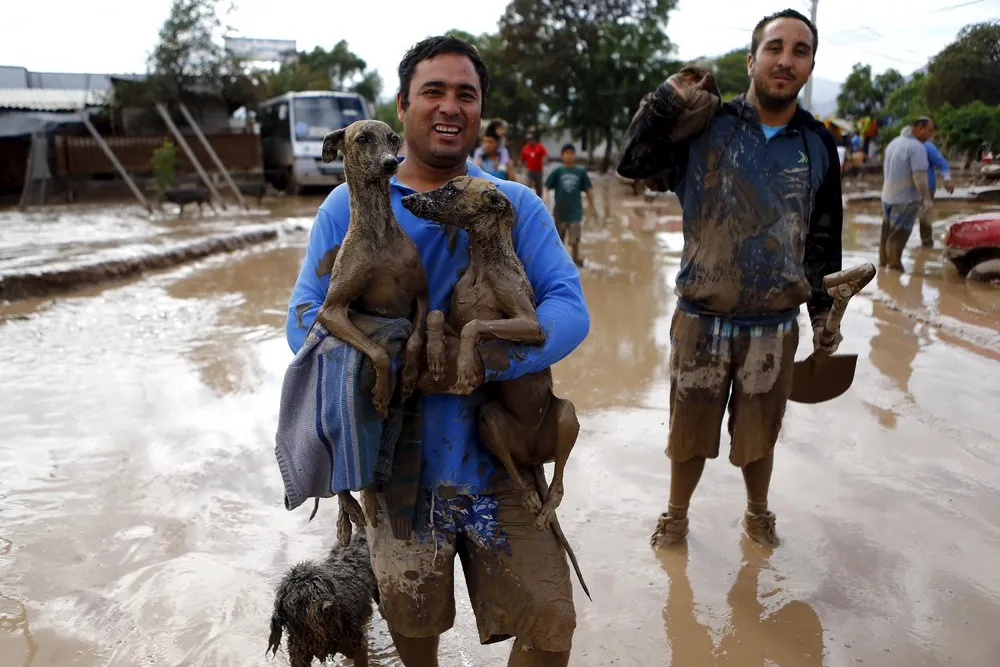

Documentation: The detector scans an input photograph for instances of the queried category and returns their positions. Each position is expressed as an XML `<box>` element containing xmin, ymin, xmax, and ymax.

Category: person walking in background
<box><xmin>880</xmin><ymin>118</ymin><xmax>934</xmax><ymax>271</ymax></box>
<box><xmin>919</xmin><ymin>124</ymin><xmax>954</xmax><ymax>248</ymax></box>
<box><xmin>521</xmin><ymin>131</ymin><xmax>548</xmax><ymax>196</ymax></box>
<box><xmin>545</xmin><ymin>143</ymin><xmax>594</xmax><ymax>267</ymax></box>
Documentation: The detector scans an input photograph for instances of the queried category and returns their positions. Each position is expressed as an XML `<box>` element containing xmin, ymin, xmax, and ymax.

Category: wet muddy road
<box><xmin>2</xmin><ymin>183</ymin><xmax>999</xmax><ymax>666</ymax></box>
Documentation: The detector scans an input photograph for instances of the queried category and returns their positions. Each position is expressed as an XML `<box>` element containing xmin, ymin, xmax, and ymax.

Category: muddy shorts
<box><xmin>880</xmin><ymin>202</ymin><xmax>920</xmax><ymax>267</ymax></box>
<box><xmin>361</xmin><ymin>475</ymin><xmax>576</xmax><ymax>651</ymax></box>
<box><xmin>667</xmin><ymin>309</ymin><xmax>798</xmax><ymax>467</ymax></box>
<box><xmin>556</xmin><ymin>221</ymin><xmax>582</xmax><ymax>245</ymax></box>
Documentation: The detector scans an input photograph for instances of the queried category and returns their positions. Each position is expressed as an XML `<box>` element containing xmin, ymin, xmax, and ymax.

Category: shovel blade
<box><xmin>788</xmin><ymin>354</ymin><xmax>859</xmax><ymax>404</ymax></box>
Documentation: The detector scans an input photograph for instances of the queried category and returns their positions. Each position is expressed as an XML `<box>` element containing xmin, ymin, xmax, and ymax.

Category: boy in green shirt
<box><xmin>545</xmin><ymin>143</ymin><xmax>595</xmax><ymax>267</ymax></box>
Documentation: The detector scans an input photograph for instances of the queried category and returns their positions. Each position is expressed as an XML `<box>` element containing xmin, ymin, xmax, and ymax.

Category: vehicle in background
<box><xmin>944</xmin><ymin>213</ymin><xmax>1000</xmax><ymax>282</ymax></box>
<box><xmin>257</xmin><ymin>91</ymin><xmax>371</xmax><ymax>194</ymax></box>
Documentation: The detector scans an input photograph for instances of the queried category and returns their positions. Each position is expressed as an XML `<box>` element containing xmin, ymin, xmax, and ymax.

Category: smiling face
<box><xmin>396</xmin><ymin>53</ymin><xmax>482</xmax><ymax>169</ymax></box>
<box><xmin>748</xmin><ymin>17</ymin><xmax>815</xmax><ymax>109</ymax></box>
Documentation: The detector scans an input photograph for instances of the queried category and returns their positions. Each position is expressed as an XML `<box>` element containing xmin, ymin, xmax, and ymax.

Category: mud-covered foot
<box><xmin>400</xmin><ymin>361</ymin><xmax>419</xmax><ymax>400</ymax></box>
<box><xmin>427</xmin><ymin>341</ymin><xmax>445</xmax><ymax>383</ymax></box>
<box><xmin>650</xmin><ymin>512</ymin><xmax>689</xmax><ymax>548</ymax></box>
<box><xmin>453</xmin><ymin>361</ymin><xmax>480</xmax><ymax>395</ymax></box>
<box><xmin>743</xmin><ymin>510</ymin><xmax>780</xmax><ymax>547</ymax></box>
<box><xmin>921</xmin><ymin>240</ymin><xmax>934</xmax><ymax>248</ymax></box>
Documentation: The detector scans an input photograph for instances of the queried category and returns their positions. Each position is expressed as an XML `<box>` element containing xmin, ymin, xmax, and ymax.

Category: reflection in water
<box><xmin>869</xmin><ymin>253</ymin><xmax>929</xmax><ymax>398</ymax></box>
<box><xmin>659</xmin><ymin>539</ymin><xmax>824</xmax><ymax>666</ymax></box>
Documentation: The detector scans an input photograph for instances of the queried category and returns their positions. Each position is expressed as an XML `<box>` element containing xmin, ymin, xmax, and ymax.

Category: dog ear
<box><xmin>322</xmin><ymin>129</ymin><xmax>346</xmax><ymax>163</ymax></box>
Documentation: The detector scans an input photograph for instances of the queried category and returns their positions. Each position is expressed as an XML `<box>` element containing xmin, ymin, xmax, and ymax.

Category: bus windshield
<box><xmin>292</xmin><ymin>96</ymin><xmax>352</xmax><ymax>141</ymax></box>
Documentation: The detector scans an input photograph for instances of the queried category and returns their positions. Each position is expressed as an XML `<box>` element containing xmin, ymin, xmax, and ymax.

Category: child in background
<box><xmin>545</xmin><ymin>143</ymin><xmax>594</xmax><ymax>267</ymax></box>
<box><xmin>476</xmin><ymin>129</ymin><xmax>512</xmax><ymax>180</ymax></box>
<box><xmin>473</xmin><ymin>119</ymin><xmax>511</xmax><ymax>174</ymax></box>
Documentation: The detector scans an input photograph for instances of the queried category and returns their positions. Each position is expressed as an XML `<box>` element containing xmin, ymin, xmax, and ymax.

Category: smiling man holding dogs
<box><xmin>286</xmin><ymin>36</ymin><xmax>589</xmax><ymax>667</ymax></box>
<box><xmin>617</xmin><ymin>9</ymin><xmax>843</xmax><ymax>549</ymax></box>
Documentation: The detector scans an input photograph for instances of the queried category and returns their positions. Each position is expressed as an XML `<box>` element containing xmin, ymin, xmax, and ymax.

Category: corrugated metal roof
<box><xmin>0</xmin><ymin>88</ymin><xmax>108</xmax><ymax>111</ymax></box>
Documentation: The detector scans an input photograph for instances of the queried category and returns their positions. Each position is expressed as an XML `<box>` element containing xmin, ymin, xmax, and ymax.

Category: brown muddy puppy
<box><xmin>401</xmin><ymin>176</ymin><xmax>591</xmax><ymax>598</ymax></box>
<box><xmin>267</xmin><ymin>520</ymin><xmax>379</xmax><ymax>667</ymax></box>
<box><xmin>315</xmin><ymin>119</ymin><xmax>430</xmax><ymax>419</ymax></box>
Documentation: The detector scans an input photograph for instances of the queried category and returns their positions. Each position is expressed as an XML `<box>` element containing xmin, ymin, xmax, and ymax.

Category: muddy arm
<box><xmin>804</xmin><ymin>129</ymin><xmax>845</xmax><ymax>327</ymax></box>
<box><xmin>616</xmin><ymin>66</ymin><xmax>720</xmax><ymax>181</ymax></box>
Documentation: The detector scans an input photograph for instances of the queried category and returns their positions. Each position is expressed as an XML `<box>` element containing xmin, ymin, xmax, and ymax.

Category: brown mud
<box><xmin>1</xmin><ymin>178</ymin><xmax>999</xmax><ymax>666</ymax></box>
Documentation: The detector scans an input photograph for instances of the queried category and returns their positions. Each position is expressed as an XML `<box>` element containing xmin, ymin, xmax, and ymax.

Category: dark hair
<box><xmin>750</xmin><ymin>9</ymin><xmax>818</xmax><ymax>59</ymax></box>
<box><xmin>913</xmin><ymin>116</ymin><xmax>935</xmax><ymax>129</ymax></box>
<box><xmin>397</xmin><ymin>35</ymin><xmax>491</xmax><ymax>113</ymax></box>
<box><xmin>484</xmin><ymin>127</ymin><xmax>500</xmax><ymax>140</ymax></box>
<box><xmin>561</xmin><ymin>143</ymin><xmax>576</xmax><ymax>153</ymax></box>
<box><xmin>485</xmin><ymin>119</ymin><xmax>506</xmax><ymax>135</ymax></box>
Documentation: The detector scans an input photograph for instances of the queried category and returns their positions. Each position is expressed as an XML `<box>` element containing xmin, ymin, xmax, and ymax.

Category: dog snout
<box><xmin>381</xmin><ymin>157</ymin><xmax>398</xmax><ymax>174</ymax></box>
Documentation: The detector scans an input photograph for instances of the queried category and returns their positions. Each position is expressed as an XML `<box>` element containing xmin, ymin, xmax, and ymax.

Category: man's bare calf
<box><xmin>401</xmin><ymin>176</ymin><xmax>590</xmax><ymax>599</ymax></box>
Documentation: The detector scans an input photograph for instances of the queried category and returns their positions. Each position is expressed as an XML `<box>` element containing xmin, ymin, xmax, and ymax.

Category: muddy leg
<box><xmin>319</xmin><ymin>305</ymin><xmax>392</xmax><ymax>417</ymax></box>
<box><xmin>478</xmin><ymin>402</ymin><xmax>542</xmax><ymax>514</ymax></box>
<box><xmin>426</xmin><ymin>310</ymin><xmax>447</xmax><ymax>383</ymax></box>
<box><xmin>535</xmin><ymin>398</ymin><xmax>580</xmax><ymax>530</ymax></box>
<box><xmin>507</xmin><ymin>639</ymin><xmax>570</xmax><ymax>667</ymax></box>
<box><xmin>402</xmin><ymin>294</ymin><xmax>430</xmax><ymax>400</ymax></box>
<box><xmin>391</xmin><ymin>632</ymin><xmax>440</xmax><ymax>667</ymax></box>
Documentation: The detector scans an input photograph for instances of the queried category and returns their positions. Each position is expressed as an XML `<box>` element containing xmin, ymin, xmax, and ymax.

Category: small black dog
<box><xmin>267</xmin><ymin>521</ymin><xmax>380</xmax><ymax>667</ymax></box>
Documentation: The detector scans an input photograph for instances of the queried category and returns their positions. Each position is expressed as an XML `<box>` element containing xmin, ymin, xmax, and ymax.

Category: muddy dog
<box><xmin>401</xmin><ymin>176</ymin><xmax>590</xmax><ymax>599</ymax></box>
<box><xmin>315</xmin><ymin>120</ymin><xmax>430</xmax><ymax>529</ymax></box>
<box><xmin>267</xmin><ymin>513</ymin><xmax>380</xmax><ymax>667</ymax></box>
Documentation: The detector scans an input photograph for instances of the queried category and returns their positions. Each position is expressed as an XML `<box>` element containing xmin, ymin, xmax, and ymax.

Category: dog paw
<box><xmin>534</xmin><ymin>491</ymin><xmax>563</xmax><ymax>530</ymax></box>
<box><xmin>521</xmin><ymin>490</ymin><xmax>542</xmax><ymax>515</ymax></box>
<box><xmin>371</xmin><ymin>378</ymin><xmax>390</xmax><ymax>418</ymax></box>
<box><xmin>453</xmin><ymin>365</ymin><xmax>480</xmax><ymax>395</ymax></box>
<box><xmin>337</xmin><ymin>511</ymin><xmax>354</xmax><ymax>546</ymax></box>
<box><xmin>401</xmin><ymin>363</ymin><xmax>419</xmax><ymax>400</ymax></box>
<box><xmin>427</xmin><ymin>346</ymin><xmax>445</xmax><ymax>383</ymax></box>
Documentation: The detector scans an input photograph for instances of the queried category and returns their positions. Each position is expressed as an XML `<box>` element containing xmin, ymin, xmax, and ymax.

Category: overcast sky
<box><xmin>1</xmin><ymin>0</ymin><xmax>995</xmax><ymax>99</ymax></box>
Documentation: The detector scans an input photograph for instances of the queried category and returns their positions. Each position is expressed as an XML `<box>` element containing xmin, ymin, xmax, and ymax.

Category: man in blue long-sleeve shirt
<box><xmin>919</xmin><ymin>127</ymin><xmax>954</xmax><ymax>247</ymax></box>
<box><xmin>285</xmin><ymin>35</ymin><xmax>589</xmax><ymax>667</ymax></box>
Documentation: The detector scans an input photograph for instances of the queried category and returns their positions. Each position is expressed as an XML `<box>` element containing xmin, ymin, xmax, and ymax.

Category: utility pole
<box><xmin>802</xmin><ymin>0</ymin><xmax>819</xmax><ymax>114</ymax></box>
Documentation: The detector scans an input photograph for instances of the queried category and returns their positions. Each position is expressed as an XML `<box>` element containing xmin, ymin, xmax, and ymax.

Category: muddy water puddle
<box><xmin>2</xmin><ymin>185</ymin><xmax>1000</xmax><ymax>666</ymax></box>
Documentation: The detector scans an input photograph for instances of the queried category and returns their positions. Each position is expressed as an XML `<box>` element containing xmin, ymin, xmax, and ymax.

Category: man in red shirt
<box><xmin>520</xmin><ymin>132</ymin><xmax>548</xmax><ymax>196</ymax></box>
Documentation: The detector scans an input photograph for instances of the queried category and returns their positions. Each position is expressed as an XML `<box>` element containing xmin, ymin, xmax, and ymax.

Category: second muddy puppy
<box><xmin>401</xmin><ymin>175</ymin><xmax>590</xmax><ymax>600</ymax></box>
<box><xmin>315</xmin><ymin>119</ymin><xmax>430</xmax><ymax>419</ymax></box>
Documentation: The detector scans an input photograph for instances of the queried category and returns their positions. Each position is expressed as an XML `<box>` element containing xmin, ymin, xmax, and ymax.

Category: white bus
<box><xmin>257</xmin><ymin>90</ymin><xmax>372</xmax><ymax>194</ymax></box>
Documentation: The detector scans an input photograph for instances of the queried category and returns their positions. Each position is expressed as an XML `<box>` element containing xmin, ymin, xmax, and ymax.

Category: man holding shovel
<box><xmin>617</xmin><ymin>8</ymin><xmax>844</xmax><ymax>548</ymax></box>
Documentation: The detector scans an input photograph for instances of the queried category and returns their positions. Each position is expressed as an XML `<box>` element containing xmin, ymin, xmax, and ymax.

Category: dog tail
<box><xmin>531</xmin><ymin>467</ymin><xmax>592</xmax><ymax>601</ymax></box>
<box><xmin>266</xmin><ymin>611</ymin><xmax>283</xmax><ymax>658</ymax></box>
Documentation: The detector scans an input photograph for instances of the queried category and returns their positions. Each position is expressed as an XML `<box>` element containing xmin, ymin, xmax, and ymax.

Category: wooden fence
<box><xmin>53</xmin><ymin>133</ymin><xmax>262</xmax><ymax>178</ymax></box>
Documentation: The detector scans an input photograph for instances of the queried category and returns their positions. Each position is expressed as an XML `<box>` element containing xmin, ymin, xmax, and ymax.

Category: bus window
<box><xmin>338</xmin><ymin>96</ymin><xmax>366</xmax><ymax>122</ymax></box>
<box><xmin>292</xmin><ymin>97</ymin><xmax>345</xmax><ymax>141</ymax></box>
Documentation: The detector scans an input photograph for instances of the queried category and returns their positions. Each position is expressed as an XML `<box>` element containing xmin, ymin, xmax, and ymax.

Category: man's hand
<box><xmin>944</xmin><ymin>179</ymin><xmax>955</xmax><ymax>195</ymax></box>
<box><xmin>811</xmin><ymin>313</ymin><xmax>843</xmax><ymax>355</ymax></box>
<box><xmin>417</xmin><ymin>331</ymin><xmax>485</xmax><ymax>396</ymax></box>
<box><xmin>666</xmin><ymin>66</ymin><xmax>720</xmax><ymax>103</ymax></box>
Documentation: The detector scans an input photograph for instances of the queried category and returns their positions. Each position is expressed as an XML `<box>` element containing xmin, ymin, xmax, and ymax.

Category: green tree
<box><xmin>710</xmin><ymin>48</ymin><xmax>749</xmax><ymax>97</ymax></box>
<box><xmin>497</xmin><ymin>0</ymin><xmax>679</xmax><ymax>171</ymax></box>
<box><xmin>837</xmin><ymin>63</ymin><xmax>904</xmax><ymax>118</ymax></box>
<box><xmin>374</xmin><ymin>100</ymin><xmax>403</xmax><ymax>133</ymax></box>
<box><xmin>145</xmin><ymin>0</ymin><xmax>252</xmax><ymax>106</ymax></box>
<box><xmin>936</xmin><ymin>101</ymin><xmax>1000</xmax><ymax>159</ymax></box>
<box><xmin>254</xmin><ymin>40</ymin><xmax>383</xmax><ymax>104</ymax></box>
<box><xmin>884</xmin><ymin>71</ymin><xmax>929</xmax><ymax>121</ymax></box>
<box><xmin>924</xmin><ymin>21</ymin><xmax>1000</xmax><ymax>109</ymax></box>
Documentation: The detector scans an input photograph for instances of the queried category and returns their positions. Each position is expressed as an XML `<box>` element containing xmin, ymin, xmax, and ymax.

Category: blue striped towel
<box><xmin>274</xmin><ymin>312</ymin><xmax>413</xmax><ymax>511</ymax></box>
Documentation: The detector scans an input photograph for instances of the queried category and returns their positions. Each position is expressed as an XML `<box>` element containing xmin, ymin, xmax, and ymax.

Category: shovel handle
<box><xmin>819</xmin><ymin>295</ymin><xmax>849</xmax><ymax>346</ymax></box>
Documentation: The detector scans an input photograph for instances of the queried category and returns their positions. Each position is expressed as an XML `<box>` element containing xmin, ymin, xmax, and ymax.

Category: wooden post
<box><xmin>177</xmin><ymin>102</ymin><xmax>250</xmax><ymax>210</ymax></box>
<box><xmin>17</xmin><ymin>134</ymin><xmax>35</xmax><ymax>210</ymax></box>
<box><xmin>79</xmin><ymin>113</ymin><xmax>153</xmax><ymax>213</ymax></box>
<box><xmin>154</xmin><ymin>102</ymin><xmax>225</xmax><ymax>211</ymax></box>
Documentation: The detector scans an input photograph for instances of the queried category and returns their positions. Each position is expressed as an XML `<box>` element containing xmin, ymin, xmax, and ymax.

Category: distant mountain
<box><xmin>806</xmin><ymin>76</ymin><xmax>842</xmax><ymax>117</ymax></box>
